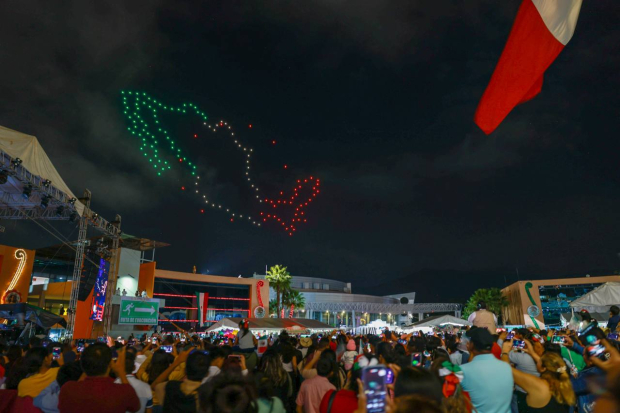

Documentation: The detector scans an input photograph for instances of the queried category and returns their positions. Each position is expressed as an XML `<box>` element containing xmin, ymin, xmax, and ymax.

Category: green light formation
<box><xmin>120</xmin><ymin>90</ymin><xmax>205</xmax><ymax>176</ymax></box>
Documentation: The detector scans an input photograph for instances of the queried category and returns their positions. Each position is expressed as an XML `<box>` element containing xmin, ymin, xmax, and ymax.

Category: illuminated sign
<box><xmin>89</xmin><ymin>258</ymin><xmax>109</xmax><ymax>321</ymax></box>
<box><xmin>7</xmin><ymin>249</ymin><xmax>27</xmax><ymax>292</ymax></box>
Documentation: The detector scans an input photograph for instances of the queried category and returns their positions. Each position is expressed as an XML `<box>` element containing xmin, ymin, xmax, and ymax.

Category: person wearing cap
<box><xmin>460</xmin><ymin>327</ymin><xmax>513</xmax><ymax>413</ymax></box>
<box><xmin>467</xmin><ymin>300</ymin><xmax>498</xmax><ymax>332</ymax></box>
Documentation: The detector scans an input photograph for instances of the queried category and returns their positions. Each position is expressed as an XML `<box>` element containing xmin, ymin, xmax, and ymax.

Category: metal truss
<box><xmin>102</xmin><ymin>218</ymin><xmax>121</xmax><ymax>336</ymax></box>
<box><xmin>0</xmin><ymin>149</ymin><xmax>120</xmax><ymax>238</ymax></box>
<box><xmin>66</xmin><ymin>195</ymin><xmax>89</xmax><ymax>339</ymax></box>
<box><xmin>304</xmin><ymin>301</ymin><xmax>461</xmax><ymax>314</ymax></box>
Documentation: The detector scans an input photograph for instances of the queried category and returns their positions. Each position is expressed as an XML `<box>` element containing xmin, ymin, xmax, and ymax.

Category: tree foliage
<box><xmin>463</xmin><ymin>288</ymin><xmax>509</xmax><ymax>323</ymax></box>
<box><xmin>282</xmin><ymin>289</ymin><xmax>306</xmax><ymax>317</ymax></box>
<box><xmin>265</xmin><ymin>265</ymin><xmax>292</xmax><ymax>318</ymax></box>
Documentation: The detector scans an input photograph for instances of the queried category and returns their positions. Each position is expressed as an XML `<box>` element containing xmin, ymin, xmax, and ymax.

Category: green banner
<box><xmin>118</xmin><ymin>297</ymin><xmax>159</xmax><ymax>325</ymax></box>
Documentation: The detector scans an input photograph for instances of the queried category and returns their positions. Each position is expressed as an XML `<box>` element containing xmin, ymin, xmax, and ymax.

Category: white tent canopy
<box><xmin>0</xmin><ymin>125</ymin><xmax>84</xmax><ymax>215</ymax></box>
<box><xmin>570</xmin><ymin>282</ymin><xmax>620</xmax><ymax>313</ymax></box>
<box><xmin>404</xmin><ymin>314</ymin><xmax>472</xmax><ymax>330</ymax></box>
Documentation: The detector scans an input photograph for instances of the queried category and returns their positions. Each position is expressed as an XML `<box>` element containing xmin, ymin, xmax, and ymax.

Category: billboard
<box><xmin>89</xmin><ymin>258</ymin><xmax>109</xmax><ymax>321</ymax></box>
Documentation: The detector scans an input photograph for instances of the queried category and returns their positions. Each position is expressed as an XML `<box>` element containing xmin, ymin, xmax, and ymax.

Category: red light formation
<box><xmin>272</xmin><ymin>140</ymin><xmax>276</xmax><ymax>145</ymax></box>
<box><xmin>259</xmin><ymin>176</ymin><xmax>321</xmax><ymax>236</ymax></box>
<box><xmin>181</xmin><ymin>186</ymin><xmax>185</xmax><ymax>190</ymax></box>
<box><xmin>248</xmin><ymin>124</ymin><xmax>252</xmax><ymax>128</ymax></box>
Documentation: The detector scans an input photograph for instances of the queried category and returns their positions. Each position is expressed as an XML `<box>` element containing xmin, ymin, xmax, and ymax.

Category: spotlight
<box><xmin>0</xmin><ymin>171</ymin><xmax>7</xmax><ymax>185</ymax></box>
<box><xmin>22</xmin><ymin>185</ymin><xmax>33</xmax><ymax>199</ymax></box>
<box><xmin>69</xmin><ymin>197</ymin><xmax>77</xmax><ymax>205</ymax></box>
<box><xmin>55</xmin><ymin>206</ymin><xmax>65</xmax><ymax>216</ymax></box>
<box><xmin>43</xmin><ymin>179</ymin><xmax>51</xmax><ymax>187</ymax></box>
<box><xmin>69</xmin><ymin>212</ymin><xmax>78</xmax><ymax>222</ymax></box>
<box><xmin>11</xmin><ymin>158</ymin><xmax>22</xmax><ymax>168</ymax></box>
<box><xmin>40</xmin><ymin>195</ymin><xmax>51</xmax><ymax>208</ymax></box>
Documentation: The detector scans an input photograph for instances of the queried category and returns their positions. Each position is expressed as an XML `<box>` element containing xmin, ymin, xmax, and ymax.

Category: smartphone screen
<box><xmin>411</xmin><ymin>353</ymin><xmax>423</xmax><ymax>367</ymax></box>
<box><xmin>362</xmin><ymin>366</ymin><xmax>388</xmax><ymax>413</ymax></box>
<box><xmin>77</xmin><ymin>340</ymin><xmax>85</xmax><ymax>353</ymax></box>
<box><xmin>506</xmin><ymin>332</ymin><xmax>514</xmax><ymax>340</ymax></box>
<box><xmin>162</xmin><ymin>345</ymin><xmax>173</xmax><ymax>353</ymax></box>
<box><xmin>587</xmin><ymin>344</ymin><xmax>608</xmax><ymax>361</ymax></box>
<box><xmin>180</xmin><ymin>337</ymin><xmax>186</xmax><ymax>342</ymax></box>
<box><xmin>397</xmin><ymin>339</ymin><xmax>407</xmax><ymax>345</ymax></box>
<box><xmin>551</xmin><ymin>336</ymin><xmax>565</xmax><ymax>345</ymax></box>
<box><xmin>152</xmin><ymin>337</ymin><xmax>157</xmax><ymax>344</ymax></box>
<box><xmin>52</xmin><ymin>347</ymin><xmax>61</xmax><ymax>360</ymax></box>
<box><xmin>513</xmin><ymin>340</ymin><xmax>526</xmax><ymax>349</ymax></box>
<box><xmin>385</xmin><ymin>368</ymin><xmax>394</xmax><ymax>385</ymax></box>
<box><xmin>608</xmin><ymin>333</ymin><xmax>619</xmax><ymax>340</ymax></box>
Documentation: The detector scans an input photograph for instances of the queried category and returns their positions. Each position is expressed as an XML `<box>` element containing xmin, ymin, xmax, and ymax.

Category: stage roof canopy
<box><xmin>570</xmin><ymin>282</ymin><xmax>620</xmax><ymax>313</ymax></box>
<box><xmin>0</xmin><ymin>125</ymin><xmax>85</xmax><ymax>216</ymax></box>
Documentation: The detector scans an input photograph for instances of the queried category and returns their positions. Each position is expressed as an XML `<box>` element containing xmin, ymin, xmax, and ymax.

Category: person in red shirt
<box><xmin>59</xmin><ymin>344</ymin><xmax>140</xmax><ymax>413</ymax></box>
<box><xmin>318</xmin><ymin>360</ymin><xmax>363</xmax><ymax>413</ymax></box>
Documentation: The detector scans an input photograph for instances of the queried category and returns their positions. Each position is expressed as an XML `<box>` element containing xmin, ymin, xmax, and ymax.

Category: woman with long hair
<box><xmin>257</xmin><ymin>350</ymin><xmax>291</xmax><ymax>406</ymax></box>
<box><xmin>140</xmin><ymin>350</ymin><xmax>175</xmax><ymax>385</ymax></box>
<box><xmin>502</xmin><ymin>346</ymin><xmax>576</xmax><ymax>412</ymax></box>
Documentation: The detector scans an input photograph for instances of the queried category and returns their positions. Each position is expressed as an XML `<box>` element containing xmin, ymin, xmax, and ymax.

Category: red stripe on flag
<box><xmin>201</xmin><ymin>293</ymin><xmax>209</xmax><ymax>325</ymax></box>
<box><xmin>474</xmin><ymin>0</ymin><xmax>565</xmax><ymax>134</ymax></box>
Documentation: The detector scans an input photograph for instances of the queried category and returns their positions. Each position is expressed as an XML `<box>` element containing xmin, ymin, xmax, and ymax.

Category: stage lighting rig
<box><xmin>69</xmin><ymin>212</ymin><xmax>78</xmax><ymax>222</ymax></box>
<box><xmin>43</xmin><ymin>179</ymin><xmax>51</xmax><ymax>188</ymax></box>
<box><xmin>22</xmin><ymin>185</ymin><xmax>32</xmax><ymax>199</ymax></box>
<box><xmin>40</xmin><ymin>195</ymin><xmax>51</xmax><ymax>208</ymax></box>
<box><xmin>69</xmin><ymin>197</ymin><xmax>77</xmax><ymax>205</ymax></box>
<box><xmin>0</xmin><ymin>170</ymin><xmax>7</xmax><ymax>185</ymax></box>
<box><xmin>11</xmin><ymin>158</ymin><xmax>22</xmax><ymax>168</ymax></box>
<box><xmin>56</xmin><ymin>206</ymin><xmax>65</xmax><ymax>216</ymax></box>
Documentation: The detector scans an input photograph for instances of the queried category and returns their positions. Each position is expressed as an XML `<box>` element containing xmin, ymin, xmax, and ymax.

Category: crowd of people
<box><xmin>0</xmin><ymin>304</ymin><xmax>618</xmax><ymax>413</ymax></box>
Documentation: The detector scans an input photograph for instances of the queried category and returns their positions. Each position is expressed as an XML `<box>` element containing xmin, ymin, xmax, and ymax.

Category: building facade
<box><xmin>253</xmin><ymin>275</ymin><xmax>460</xmax><ymax>328</ymax></box>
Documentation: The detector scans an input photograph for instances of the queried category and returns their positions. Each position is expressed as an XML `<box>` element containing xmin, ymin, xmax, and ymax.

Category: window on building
<box><xmin>303</xmin><ymin>282</ymin><xmax>310</xmax><ymax>289</ymax></box>
<box><xmin>322</xmin><ymin>284</ymin><xmax>329</xmax><ymax>290</ymax></box>
<box><xmin>313</xmin><ymin>283</ymin><xmax>320</xmax><ymax>290</ymax></box>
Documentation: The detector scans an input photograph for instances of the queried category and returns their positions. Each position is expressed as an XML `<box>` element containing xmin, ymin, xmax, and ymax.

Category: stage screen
<box><xmin>89</xmin><ymin>258</ymin><xmax>110</xmax><ymax>321</ymax></box>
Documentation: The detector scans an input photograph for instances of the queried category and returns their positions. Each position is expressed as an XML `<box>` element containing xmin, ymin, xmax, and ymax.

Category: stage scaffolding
<box><xmin>0</xmin><ymin>148</ymin><xmax>121</xmax><ymax>339</ymax></box>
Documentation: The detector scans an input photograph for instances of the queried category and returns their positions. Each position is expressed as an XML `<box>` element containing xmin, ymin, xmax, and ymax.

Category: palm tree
<box><xmin>269</xmin><ymin>299</ymin><xmax>279</xmax><ymax>318</ymax></box>
<box><xmin>282</xmin><ymin>289</ymin><xmax>306</xmax><ymax>318</ymax></box>
<box><xmin>265</xmin><ymin>265</ymin><xmax>291</xmax><ymax>318</ymax></box>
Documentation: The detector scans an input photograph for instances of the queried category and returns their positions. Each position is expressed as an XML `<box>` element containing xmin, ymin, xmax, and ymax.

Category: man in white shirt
<box><xmin>467</xmin><ymin>301</ymin><xmax>498</xmax><ymax>331</ymax></box>
<box><xmin>115</xmin><ymin>351</ymin><xmax>153</xmax><ymax>413</ymax></box>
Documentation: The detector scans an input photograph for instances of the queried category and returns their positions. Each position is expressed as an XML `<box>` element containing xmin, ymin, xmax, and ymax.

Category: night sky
<box><xmin>1</xmin><ymin>1</ymin><xmax>619</xmax><ymax>303</ymax></box>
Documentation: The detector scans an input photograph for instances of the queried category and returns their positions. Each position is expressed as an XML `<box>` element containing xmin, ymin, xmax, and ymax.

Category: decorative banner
<box><xmin>5</xmin><ymin>249</ymin><xmax>27</xmax><ymax>297</ymax></box>
<box><xmin>254</xmin><ymin>280</ymin><xmax>265</xmax><ymax>318</ymax></box>
<box><xmin>118</xmin><ymin>297</ymin><xmax>160</xmax><ymax>325</ymax></box>
<box><xmin>196</xmin><ymin>292</ymin><xmax>209</xmax><ymax>326</ymax></box>
<box><xmin>89</xmin><ymin>258</ymin><xmax>109</xmax><ymax>321</ymax></box>
<box><xmin>524</xmin><ymin>282</ymin><xmax>541</xmax><ymax>329</ymax></box>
